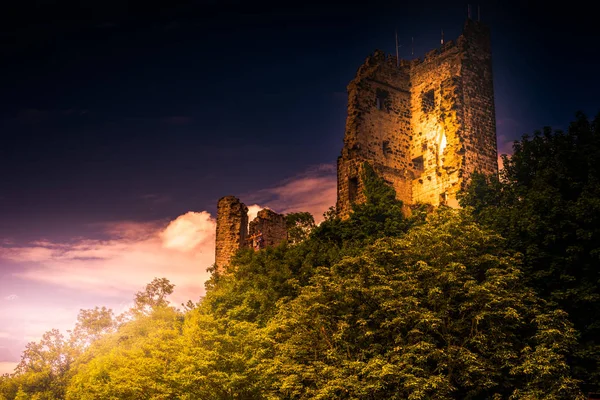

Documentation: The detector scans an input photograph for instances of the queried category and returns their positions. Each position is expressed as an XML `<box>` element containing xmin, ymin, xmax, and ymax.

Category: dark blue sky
<box><xmin>1</xmin><ymin>0</ymin><xmax>599</xmax><ymax>242</ymax></box>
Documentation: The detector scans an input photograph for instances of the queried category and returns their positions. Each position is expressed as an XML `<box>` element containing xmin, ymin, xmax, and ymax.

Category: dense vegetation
<box><xmin>1</xmin><ymin>113</ymin><xmax>598</xmax><ymax>399</ymax></box>
<box><xmin>459</xmin><ymin>111</ymin><xmax>600</xmax><ymax>394</ymax></box>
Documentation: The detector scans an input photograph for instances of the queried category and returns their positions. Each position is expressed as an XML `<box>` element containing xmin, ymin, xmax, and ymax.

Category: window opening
<box><xmin>421</xmin><ymin>89</ymin><xmax>435</xmax><ymax>113</ymax></box>
<box><xmin>348</xmin><ymin>177</ymin><xmax>359</xmax><ymax>203</ymax></box>
<box><xmin>375</xmin><ymin>89</ymin><xmax>390</xmax><ymax>111</ymax></box>
<box><xmin>412</xmin><ymin>156</ymin><xmax>424</xmax><ymax>173</ymax></box>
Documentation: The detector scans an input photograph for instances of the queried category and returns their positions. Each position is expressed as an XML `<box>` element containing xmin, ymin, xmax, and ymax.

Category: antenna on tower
<box><xmin>411</xmin><ymin>36</ymin><xmax>414</xmax><ymax>57</ymax></box>
<box><xmin>477</xmin><ymin>4</ymin><xmax>481</xmax><ymax>21</ymax></box>
<box><xmin>395</xmin><ymin>29</ymin><xmax>400</xmax><ymax>67</ymax></box>
<box><xmin>467</xmin><ymin>4</ymin><xmax>471</xmax><ymax>19</ymax></box>
<box><xmin>441</xmin><ymin>29</ymin><xmax>444</xmax><ymax>45</ymax></box>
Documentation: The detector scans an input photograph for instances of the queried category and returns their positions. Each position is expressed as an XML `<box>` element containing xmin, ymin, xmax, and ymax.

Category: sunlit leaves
<box><xmin>263</xmin><ymin>209</ymin><xmax>583</xmax><ymax>399</ymax></box>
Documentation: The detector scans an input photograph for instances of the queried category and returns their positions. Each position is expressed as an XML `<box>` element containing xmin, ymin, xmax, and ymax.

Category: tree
<box><xmin>70</xmin><ymin>307</ymin><xmax>116</xmax><ymax>350</ymax></box>
<box><xmin>347</xmin><ymin>162</ymin><xmax>411</xmax><ymax>240</ymax></box>
<box><xmin>286</xmin><ymin>212</ymin><xmax>316</xmax><ymax>245</ymax></box>
<box><xmin>12</xmin><ymin>329</ymin><xmax>76</xmax><ymax>399</ymax></box>
<box><xmin>263</xmin><ymin>209</ymin><xmax>583</xmax><ymax>399</ymax></box>
<box><xmin>0</xmin><ymin>374</ymin><xmax>18</xmax><ymax>400</ymax></box>
<box><xmin>66</xmin><ymin>306</ymin><xmax>184</xmax><ymax>400</ymax></box>
<box><xmin>132</xmin><ymin>277</ymin><xmax>175</xmax><ymax>315</ymax></box>
<box><xmin>172</xmin><ymin>306</ymin><xmax>267</xmax><ymax>399</ymax></box>
<box><xmin>13</xmin><ymin>388</ymin><xmax>26</xmax><ymax>400</ymax></box>
<box><xmin>308</xmin><ymin>162</ymin><xmax>415</xmax><ymax>252</ymax></box>
<box><xmin>460</xmin><ymin>112</ymin><xmax>600</xmax><ymax>391</ymax></box>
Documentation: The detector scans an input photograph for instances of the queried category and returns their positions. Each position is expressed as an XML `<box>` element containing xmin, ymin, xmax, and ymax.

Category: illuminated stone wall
<box><xmin>337</xmin><ymin>18</ymin><xmax>498</xmax><ymax>216</ymax></box>
<box><xmin>336</xmin><ymin>50</ymin><xmax>413</xmax><ymax>217</ymax></box>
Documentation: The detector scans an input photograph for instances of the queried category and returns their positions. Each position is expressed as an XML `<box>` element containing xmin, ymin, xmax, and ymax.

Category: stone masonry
<box><xmin>249</xmin><ymin>209</ymin><xmax>287</xmax><ymax>249</ymax></box>
<box><xmin>215</xmin><ymin>196</ymin><xmax>288</xmax><ymax>270</ymax></box>
<box><xmin>215</xmin><ymin>196</ymin><xmax>248</xmax><ymax>269</ymax></box>
<box><xmin>337</xmin><ymin>18</ymin><xmax>498</xmax><ymax>217</ymax></box>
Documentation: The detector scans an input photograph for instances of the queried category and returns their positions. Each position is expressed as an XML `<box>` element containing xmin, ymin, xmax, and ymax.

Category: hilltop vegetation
<box><xmin>1</xmin><ymin>112</ymin><xmax>599</xmax><ymax>399</ymax></box>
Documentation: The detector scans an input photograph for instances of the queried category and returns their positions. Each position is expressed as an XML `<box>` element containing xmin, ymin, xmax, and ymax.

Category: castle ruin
<box><xmin>215</xmin><ymin>18</ymin><xmax>498</xmax><ymax>268</ymax></box>
<box><xmin>337</xmin><ymin>18</ymin><xmax>498</xmax><ymax>217</ymax></box>
<box><xmin>215</xmin><ymin>196</ymin><xmax>287</xmax><ymax>269</ymax></box>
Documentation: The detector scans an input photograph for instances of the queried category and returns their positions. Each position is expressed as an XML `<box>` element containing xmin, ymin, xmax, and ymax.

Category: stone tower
<box><xmin>215</xmin><ymin>196</ymin><xmax>248</xmax><ymax>269</ymax></box>
<box><xmin>214</xmin><ymin>196</ymin><xmax>288</xmax><ymax>270</ymax></box>
<box><xmin>337</xmin><ymin>18</ymin><xmax>498</xmax><ymax>217</ymax></box>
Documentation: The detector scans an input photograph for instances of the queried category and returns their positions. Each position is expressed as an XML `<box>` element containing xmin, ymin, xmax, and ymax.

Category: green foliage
<box><xmin>460</xmin><ymin>111</ymin><xmax>600</xmax><ymax>391</ymax></box>
<box><xmin>132</xmin><ymin>277</ymin><xmax>175</xmax><ymax>315</ymax></box>
<box><xmin>67</xmin><ymin>306</ymin><xmax>184</xmax><ymax>400</ymax></box>
<box><xmin>286</xmin><ymin>212</ymin><xmax>316</xmax><ymax>245</ymax></box>
<box><xmin>348</xmin><ymin>162</ymin><xmax>411</xmax><ymax>240</ymax></box>
<box><xmin>262</xmin><ymin>209</ymin><xmax>582</xmax><ymax>399</ymax></box>
<box><xmin>308</xmin><ymin>162</ymin><xmax>415</xmax><ymax>253</ymax></box>
<box><xmin>2</xmin><ymin>139</ymin><xmax>596</xmax><ymax>398</ymax></box>
<box><xmin>12</xmin><ymin>388</ymin><xmax>26</xmax><ymax>400</ymax></box>
<box><xmin>70</xmin><ymin>307</ymin><xmax>116</xmax><ymax>350</ymax></box>
<box><xmin>9</xmin><ymin>328</ymin><xmax>77</xmax><ymax>400</ymax></box>
<box><xmin>205</xmin><ymin>244</ymin><xmax>299</xmax><ymax>326</ymax></box>
<box><xmin>172</xmin><ymin>306</ymin><xmax>267</xmax><ymax>399</ymax></box>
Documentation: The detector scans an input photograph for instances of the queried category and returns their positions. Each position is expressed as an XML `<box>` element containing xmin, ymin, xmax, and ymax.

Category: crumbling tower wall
<box><xmin>410</xmin><ymin>19</ymin><xmax>497</xmax><ymax>207</ymax></box>
<box><xmin>249</xmin><ymin>209</ymin><xmax>288</xmax><ymax>248</ymax></box>
<box><xmin>409</xmin><ymin>41</ymin><xmax>466</xmax><ymax>207</ymax></box>
<box><xmin>337</xmin><ymin>18</ymin><xmax>498</xmax><ymax>216</ymax></box>
<box><xmin>457</xmin><ymin>20</ymin><xmax>498</xmax><ymax>181</ymax></box>
<box><xmin>215</xmin><ymin>197</ymin><xmax>288</xmax><ymax>270</ymax></box>
<box><xmin>336</xmin><ymin>51</ymin><xmax>413</xmax><ymax>217</ymax></box>
<box><xmin>215</xmin><ymin>196</ymin><xmax>248</xmax><ymax>269</ymax></box>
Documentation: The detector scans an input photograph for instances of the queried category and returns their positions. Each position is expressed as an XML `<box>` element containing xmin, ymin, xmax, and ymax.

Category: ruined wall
<box><xmin>215</xmin><ymin>196</ymin><xmax>248</xmax><ymax>269</ymax></box>
<box><xmin>249</xmin><ymin>209</ymin><xmax>288</xmax><ymax>248</ymax></box>
<box><xmin>457</xmin><ymin>20</ymin><xmax>498</xmax><ymax>182</ymax></box>
<box><xmin>215</xmin><ymin>198</ymin><xmax>288</xmax><ymax>269</ymax></box>
<box><xmin>337</xmin><ymin>18</ymin><xmax>498</xmax><ymax>214</ymax></box>
<box><xmin>410</xmin><ymin>42</ymin><xmax>465</xmax><ymax>207</ymax></box>
<box><xmin>337</xmin><ymin>50</ymin><xmax>413</xmax><ymax>217</ymax></box>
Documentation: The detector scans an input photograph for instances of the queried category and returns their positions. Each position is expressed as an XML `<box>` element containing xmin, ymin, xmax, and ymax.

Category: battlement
<box><xmin>337</xmin><ymin>18</ymin><xmax>498</xmax><ymax>217</ymax></box>
<box><xmin>214</xmin><ymin>196</ymin><xmax>288</xmax><ymax>270</ymax></box>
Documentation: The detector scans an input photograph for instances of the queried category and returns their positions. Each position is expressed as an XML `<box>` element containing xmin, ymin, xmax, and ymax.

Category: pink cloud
<box><xmin>3</xmin><ymin>166</ymin><xmax>336</xmax><ymax>304</ymax></box>
<box><xmin>161</xmin><ymin>211</ymin><xmax>215</xmax><ymax>252</ymax></box>
<box><xmin>246</xmin><ymin>163</ymin><xmax>337</xmax><ymax>222</ymax></box>
<box><xmin>247</xmin><ymin>204</ymin><xmax>265</xmax><ymax>223</ymax></box>
<box><xmin>0</xmin><ymin>166</ymin><xmax>337</xmax><ymax>365</ymax></box>
<box><xmin>92</xmin><ymin>220</ymin><xmax>163</xmax><ymax>240</ymax></box>
<box><xmin>3</xmin><ymin>212</ymin><xmax>216</xmax><ymax>305</ymax></box>
<box><xmin>0</xmin><ymin>246</ymin><xmax>56</xmax><ymax>263</ymax></box>
<box><xmin>0</xmin><ymin>212</ymin><xmax>217</xmax><ymax>369</ymax></box>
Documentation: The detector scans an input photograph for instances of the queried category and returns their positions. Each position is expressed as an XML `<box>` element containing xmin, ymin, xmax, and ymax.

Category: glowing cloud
<box><xmin>161</xmin><ymin>211</ymin><xmax>215</xmax><ymax>252</ymax></box>
<box><xmin>247</xmin><ymin>204</ymin><xmax>265</xmax><ymax>223</ymax></box>
<box><xmin>0</xmin><ymin>165</ymin><xmax>337</xmax><ymax>366</ymax></box>
<box><xmin>246</xmin><ymin>163</ymin><xmax>337</xmax><ymax>222</ymax></box>
<box><xmin>2</xmin><ymin>213</ymin><xmax>216</xmax><ymax>305</ymax></box>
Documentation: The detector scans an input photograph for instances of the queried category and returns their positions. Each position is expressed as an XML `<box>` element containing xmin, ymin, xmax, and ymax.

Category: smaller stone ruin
<box><xmin>215</xmin><ymin>196</ymin><xmax>287</xmax><ymax>270</ymax></box>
